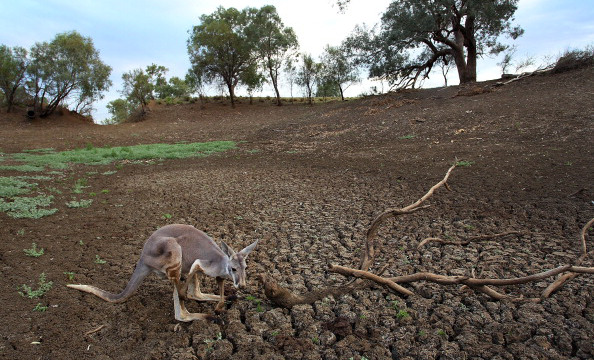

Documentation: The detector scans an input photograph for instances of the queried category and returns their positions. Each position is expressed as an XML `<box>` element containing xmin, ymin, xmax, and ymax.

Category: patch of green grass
<box><xmin>23</xmin><ymin>243</ymin><xmax>44</xmax><ymax>257</ymax></box>
<box><xmin>8</xmin><ymin>141</ymin><xmax>236</xmax><ymax>170</ymax></box>
<box><xmin>0</xmin><ymin>164</ymin><xmax>45</xmax><ymax>172</ymax></box>
<box><xmin>0</xmin><ymin>177</ymin><xmax>34</xmax><ymax>197</ymax></box>
<box><xmin>66</xmin><ymin>199</ymin><xmax>93</xmax><ymax>208</ymax></box>
<box><xmin>19</xmin><ymin>273</ymin><xmax>53</xmax><ymax>299</ymax></box>
<box><xmin>0</xmin><ymin>195</ymin><xmax>57</xmax><ymax>219</ymax></box>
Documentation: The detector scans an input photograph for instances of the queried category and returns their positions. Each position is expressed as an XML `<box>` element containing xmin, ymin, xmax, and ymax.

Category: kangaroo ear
<box><xmin>238</xmin><ymin>239</ymin><xmax>259</xmax><ymax>258</ymax></box>
<box><xmin>220</xmin><ymin>241</ymin><xmax>236</xmax><ymax>257</ymax></box>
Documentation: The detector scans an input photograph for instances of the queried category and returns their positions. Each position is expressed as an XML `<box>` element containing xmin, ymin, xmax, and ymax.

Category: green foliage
<box><xmin>66</xmin><ymin>199</ymin><xmax>93</xmax><ymax>208</ymax></box>
<box><xmin>346</xmin><ymin>0</ymin><xmax>523</xmax><ymax>88</ymax></box>
<box><xmin>23</xmin><ymin>243</ymin><xmax>45</xmax><ymax>257</ymax></box>
<box><xmin>296</xmin><ymin>54</ymin><xmax>323</xmax><ymax>105</ymax></box>
<box><xmin>188</xmin><ymin>6</ymin><xmax>261</xmax><ymax>107</ymax></box>
<box><xmin>63</xmin><ymin>271</ymin><xmax>75</xmax><ymax>281</ymax></box>
<box><xmin>319</xmin><ymin>45</ymin><xmax>359</xmax><ymax>100</ymax></box>
<box><xmin>7</xmin><ymin>141</ymin><xmax>236</xmax><ymax>170</ymax></box>
<box><xmin>0</xmin><ymin>176</ymin><xmax>34</xmax><ymax>197</ymax></box>
<box><xmin>0</xmin><ymin>45</ymin><xmax>28</xmax><ymax>112</ymax></box>
<box><xmin>456</xmin><ymin>160</ymin><xmax>475</xmax><ymax>167</ymax></box>
<box><xmin>95</xmin><ymin>255</ymin><xmax>107</xmax><ymax>264</ymax></box>
<box><xmin>249</xmin><ymin>5</ymin><xmax>299</xmax><ymax>105</ymax></box>
<box><xmin>105</xmin><ymin>98</ymin><xmax>133</xmax><ymax>124</ymax></box>
<box><xmin>33</xmin><ymin>303</ymin><xmax>48</xmax><ymax>312</ymax></box>
<box><xmin>155</xmin><ymin>76</ymin><xmax>191</xmax><ymax>99</ymax></box>
<box><xmin>27</xmin><ymin>31</ymin><xmax>112</xmax><ymax>117</ymax></box>
<box><xmin>0</xmin><ymin>195</ymin><xmax>57</xmax><ymax>219</ymax></box>
<box><xmin>19</xmin><ymin>273</ymin><xmax>53</xmax><ymax>299</ymax></box>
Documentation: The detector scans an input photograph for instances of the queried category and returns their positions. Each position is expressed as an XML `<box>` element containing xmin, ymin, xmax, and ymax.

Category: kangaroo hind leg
<box><xmin>151</xmin><ymin>237</ymin><xmax>215</xmax><ymax>322</ymax></box>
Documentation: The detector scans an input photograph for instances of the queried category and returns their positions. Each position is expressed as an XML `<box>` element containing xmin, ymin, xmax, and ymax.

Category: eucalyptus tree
<box><xmin>187</xmin><ymin>6</ymin><xmax>259</xmax><ymax>107</ymax></box>
<box><xmin>343</xmin><ymin>0</ymin><xmax>523</xmax><ymax>88</ymax></box>
<box><xmin>27</xmin><ymin>31</ymin><xmax>111</xmax><ymax>117</ymax></box>
<box><xmin>249</xmin><ymin>5</ymin><xmax>298</xmax><ymax>106</ymax></box>
<box><xmin>296</xmin><ymin>54</ymin><xmax>322</xmax><ymax>105</ymax></box>
<box><xmin>319</xmin><ymin>45</ymin><xmax>359</xmax><ymax>101</ymax></box>
<box><xmin>0</xmin><ymin>45</ymin><xmax>28</xmax><ymax>112</ymax></box>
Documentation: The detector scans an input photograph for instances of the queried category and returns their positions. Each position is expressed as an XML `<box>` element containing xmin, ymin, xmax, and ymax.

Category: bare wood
<box><xmin>84</xmin><ymin>324</ymin><xmax>106</xmax><ymax>336</ymax></box>
<box><xmin>360</xmin><ymin>162</ymin><xmax>456</xmax><ymax>272</ymax></box>
<box><xmin>329</xmin><ymin>265</ymin><xmax>414</xmax><ymax>296</ymax></box>
<box><xmin>542</xmin><ymin>218</ymin><xmax>593</xmax><ymax>297</ymax></box>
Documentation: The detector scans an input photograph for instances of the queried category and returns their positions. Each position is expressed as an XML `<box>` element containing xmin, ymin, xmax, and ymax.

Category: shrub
<box><xmin>552</xmin><ymin>46</ymin><xmax>594</xmax><ymax>73</ymax></box>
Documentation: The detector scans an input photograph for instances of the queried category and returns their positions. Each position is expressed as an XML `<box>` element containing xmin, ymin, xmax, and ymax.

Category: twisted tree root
<box><xmin>259</xmin><ymin>162</ymin><xmax>593</xmax><ymax>307</ymax></box>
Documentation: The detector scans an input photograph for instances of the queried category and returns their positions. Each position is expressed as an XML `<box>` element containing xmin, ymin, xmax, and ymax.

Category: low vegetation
<box><xmin>0</xmin><ymin>141</ymin><xmax>237</xmax><ymax>219</ymax></box>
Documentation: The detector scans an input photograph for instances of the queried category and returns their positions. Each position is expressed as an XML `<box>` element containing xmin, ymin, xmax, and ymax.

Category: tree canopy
<box><xmin>27</xmin><ymin>31</ymin><xmax>112</xmax><ymax>117</ymax></box>
<box><xmin>188</xmin><ymin>7</ymin><xmax>259</xmax><ymax>107</ymax></box>
<box><xmin>0</xmin><ymin>45</ymin><xmax>28</xmax><ymax>113</ymax></box>
<box><xmin>249</xmin><ymin>5</ymin><xmax>298</xmax><ymax>106</ymax></box>
<box><xmin>344</xmin><ymin>0</ymin><xmax>523</xmax><ymax>88</ymax></box>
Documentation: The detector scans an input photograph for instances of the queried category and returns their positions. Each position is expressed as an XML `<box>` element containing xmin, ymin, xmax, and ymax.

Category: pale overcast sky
<box><xmin>1</xmin><ymin>0</ymin><xmax>592</xmax><ymax>122</ymax></box>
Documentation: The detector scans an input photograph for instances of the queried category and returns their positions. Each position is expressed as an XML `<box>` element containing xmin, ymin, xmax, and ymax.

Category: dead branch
<box><xmin>541</xmin><ymin>217</ymin><xmax>593</xmax><ymax>297</ymax></box>
<box><xmin>259</xmin><ymin>162</ymin><xmax>593</xmax><ymax>308</ymax></box>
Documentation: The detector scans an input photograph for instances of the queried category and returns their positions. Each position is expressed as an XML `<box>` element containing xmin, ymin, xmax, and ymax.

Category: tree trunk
<box><xmin>227</xmin><ymin>81</ymin><xmax>236</xmax><ymax>108</ymax></box>
<box><xmin>270</xmin><ymin>69</ymin><xmax>282</xmax><ymax>106</ymax></box>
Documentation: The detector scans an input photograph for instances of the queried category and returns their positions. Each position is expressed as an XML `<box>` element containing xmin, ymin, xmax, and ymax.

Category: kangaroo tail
<box><xmin>67</xmin><ymin>262</ymin><xmax>152</xmax><ymax>303</ymax></box>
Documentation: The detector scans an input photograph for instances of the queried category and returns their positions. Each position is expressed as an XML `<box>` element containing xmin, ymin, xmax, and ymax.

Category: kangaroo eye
<box><xmin>232</xmin><ymin>268</ymin><xmax>238</xmax><ymax>272</ymax></box>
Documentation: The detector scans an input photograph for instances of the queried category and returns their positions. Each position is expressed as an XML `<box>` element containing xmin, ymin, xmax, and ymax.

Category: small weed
<box><xmin>456</xmin><ymin>160</ymin><xmax>475</xmax><ymax>167</ymax></box>
<box><xmin>311</xmin><ymin>337</ymin><xmax>320</xmax><ymax>344</ymax></box>
<box><xmin>72</xmin><ymin>178</ymin><xmax>88</xmax><ymax>194</ymax></box>
<box><xmin>437</xmin><ymin>329</ymin><xmax>447</xmax><ymax>337</ymax></box>
<box><xmin>246</xmin><ymin>295</ymin><xmax>264</xmax><ymax>312</ymax></box>
<box><xmin>19</xmin><ymin>273</ymin><xmax>53</xmax><ymax>299</ymax></box>
<box><xmin>23</xmin><ymin>243</ymin><xmax>44</xmax><ymax>257</ymax></box>
<box><xmin>95</xmin><ymin>255</ymin><xmax>107</xmax><ymax>264</ymax></box>
<box><xmin>101</xmin><ymin>189</ymin><xmax>109</xmax><ymax>194</ymax></box>
<box><xmin>64</xmin><ymin>272</ymin><xmax>75</xmax><ymax>281</ymax></box>
<box><xmin>399</xmin><ymin>134</ymin><xmax>416</xmax><ymax>140</ymax></box>
<box><xmin>204</xmin><ymin>332</ymin><xmax>223</xmax><ymax>352</ymax></box>
<box><xmin>79</xmin><ymin>240</ymin><xmax>84</xmax><ymax>246</ymax></box>
<box><xmin>463</xmin><ymin>224</ymin><xmax>475</xmax><ymax>230</ymax></box>
<box><xmin>418</xmin><ymin>330</ymin><xmax>426</xmax><ymax>337</ymax></box>
<box><xmin>162</xmin><ymin>213</ymin><xmax>172</xmax><ymax>220</ymax></box>
<box><xmin>396</xmin><ymin>309</ymin><xmax>410</xmax><ymax>319</ymax></box>
<box><xmin>102</xmin><ymin>170</ymin><xmax>117</xmax><ymax>175</ymax></box>
<box><xmin>564</xmin><ymin>161</ymin><xmax>573</xmax><ymax>166</ymax></box>
<box><xmin>17</xmin><ymin>229</ymin><xmax>25</xmax><ymax>236</ymax></box>
<box><xmin>33</xmin><ymin>303</ymin><xmax>48</xmax><ymax>312</ymax></box>
<box><xmin>66</xmin><ymin>199</ymin><xmax>93</xmax><ymax>208</ymax></box>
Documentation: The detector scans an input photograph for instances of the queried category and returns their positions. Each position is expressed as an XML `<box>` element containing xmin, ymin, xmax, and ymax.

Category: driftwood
<box><xmin>259</xmin><ymin>163</ymin><xmax>593</xmax><ymax>307</ymax></box>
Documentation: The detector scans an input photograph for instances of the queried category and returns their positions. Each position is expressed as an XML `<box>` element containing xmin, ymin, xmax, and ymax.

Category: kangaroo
<box><xmin>67</xmin><ymin>224</ymin><xmax>258</xmax><ymax>322</ymax></box>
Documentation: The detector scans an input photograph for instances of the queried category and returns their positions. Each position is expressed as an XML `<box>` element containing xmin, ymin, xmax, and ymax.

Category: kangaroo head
<box><xmin>220</xmin><ymin>240</ymin><xmax>258</xmax><ymax>288</ymax></box>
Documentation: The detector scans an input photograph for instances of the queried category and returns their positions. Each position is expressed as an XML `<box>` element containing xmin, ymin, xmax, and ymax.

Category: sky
<box><xmin>1</xmin><ymin>0</ymin><xmax>593</xmax><ymax>123</ymax></box>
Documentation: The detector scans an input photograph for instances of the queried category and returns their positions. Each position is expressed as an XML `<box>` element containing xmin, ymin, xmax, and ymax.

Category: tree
<box><xmin>296</xmin><ymin>54</ymin><xmax>322</xmax><ymax>105</ymax></box>
<box><xmin>156</xmin><ymin>76</ymin><xmax>191</xmax><ymax>99</ymax></box>
<box><xmin>0</xmin><ymin>45</ymin><xmax>28</xmax><ymax>113</ymax></box>
<box><xmin>121</xmin><ymin>68</ymin><xmax>152</xmax><ymax>113</ymax></box>
<box><xmin>188</xmin><ymin>7</ymin><xmax>259</xmax><ymax>107</ymax></box>
<box><xmin>250</xmin><ymin>5</ymin><xmax>299</xmax><ymax>106</ymax></box>
<box><xmin>344</xmin><ymin>0</ymin><xmax>523</xmax><ymax>88</ymax></box>
<box><xmin>146</xmin><ymin>63</ymin><xmax>169</xmax><ymax>98</ymax></box>
<box><xmin>27</xmin><ymin>31</ymin><xmax>112</xmax><ymax>117</ymax></box>
<box><xmin>319</xmin><ymin>45</ymin><xmax>359</xmax><ymax>101</ymax></box>
<box><xmin>105</xmin><ymin>98</ymin><xmax>132</xmax><ymax>124</ymax></box>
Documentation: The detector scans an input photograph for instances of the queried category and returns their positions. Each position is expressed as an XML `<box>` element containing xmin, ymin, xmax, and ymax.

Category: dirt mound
<box><xmin>0</xmin><ymin>67</ymin><xmax>593</xmax><ymax>359</ymax></box>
